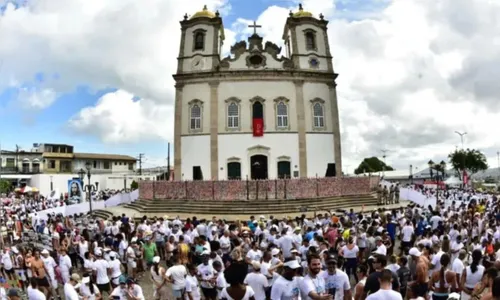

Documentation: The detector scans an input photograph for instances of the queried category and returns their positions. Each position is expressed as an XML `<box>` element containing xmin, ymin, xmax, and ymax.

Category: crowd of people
<box><xmin>0</xmin><ymin>183</ymin><xmax>497</xmax><ymax>300</ymax></box>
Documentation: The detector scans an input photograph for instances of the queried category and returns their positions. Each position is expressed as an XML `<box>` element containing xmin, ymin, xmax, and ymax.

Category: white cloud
<box><xmin>16</xmin><ymin>87</ymin><xmax>56</xmax><ymax>110</ymax></box>
<box><xmin>68</xmin><ymin>90</ymin><xmax>172</xmax><ymax>144</ymax></box>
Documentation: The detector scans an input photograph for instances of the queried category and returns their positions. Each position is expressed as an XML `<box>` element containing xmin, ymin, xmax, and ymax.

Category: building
<box><xmin>1</xmin><ymin>142</ymin><xmax>137</xmax><ymax>178</ymax></box>
<box><xmin>173</xmin><ymin>5</ymin><xmax>342</xmax><ymax>180</ymax></box>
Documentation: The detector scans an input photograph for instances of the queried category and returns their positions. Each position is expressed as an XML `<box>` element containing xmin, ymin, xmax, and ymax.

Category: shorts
<box><xmin>172</xmin><ymin>288</ymin><xmax>185</xmax><ymax>298</ymax></box>
<box><xmin>97</xmin><ymin>282</ymin><xmax>111</xmax><ymax>293</ymax></box>
<box><xmin>201</xmin><ymin>287</ymin><xmax>217</xmax><ymax>298</ymax></box>
<box><xmin>37</xmin><ymin>277</ymin><xmax>50</xmax><ymax>287</ymax></box>
<box><xmin>4</xmin><ymin>268</ymin><xmax>13</xmax><ymax>275</ymax></box>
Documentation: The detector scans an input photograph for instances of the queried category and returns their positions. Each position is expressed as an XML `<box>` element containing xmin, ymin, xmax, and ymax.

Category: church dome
<box><xmin>292</xmin><ymin>4</ymin><xmax>314</xmax><ymax>18</ymax></box>
<box><xmin>190</xmin><ymin>5</ymin><xmax>217</xmax><ymax>19</ymax></box>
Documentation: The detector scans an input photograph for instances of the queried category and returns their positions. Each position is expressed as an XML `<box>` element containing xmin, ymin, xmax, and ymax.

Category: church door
<box><xmin>250</xmin><ymin>155</ymin><xmax>268</xmax><ymax>179</ymax></box>
<box><xmin>277</xmin><ymin>161</ymin><xmax>291</xmax><ymax>179</ymax></box>
<box><xmin>227</xmin><ymin>162</ymin><xmax>241</xmax><ymax>180</ymax></box>
<box><xmin>325</xmin><ymin>163</ymin><xmax>336</xmax><ymax>177</ymax></box>
<box><xmin>252</xmin><ymin>101</ymin><xmax>264</xmax><ymax>136</ymax></box>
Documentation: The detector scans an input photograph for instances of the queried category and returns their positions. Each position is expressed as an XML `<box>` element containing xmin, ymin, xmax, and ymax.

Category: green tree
<box><xmin>354</xmin><ymin>157</ymin><xmax>394</xmax><ymax>174</ymax></box>
<box><xmin>0</xmin><ymin>179</ymin><xmax>11</xmax><ymax>194</ymax></box>
<box><xmin>448</xmin><ymin>148</ymin><xmax>488</xmax><ymax>179</ymax></box>
<box><xmin>130</xmin><ymin>180</ymin><xmax>139</xmax><ymax>190</ymax></box>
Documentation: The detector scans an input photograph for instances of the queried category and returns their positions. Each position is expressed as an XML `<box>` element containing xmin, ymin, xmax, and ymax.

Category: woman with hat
<box><xmin>150</xmin><ymin>256</ymin><xmax>169</xmax><ymax>299</ymax></box>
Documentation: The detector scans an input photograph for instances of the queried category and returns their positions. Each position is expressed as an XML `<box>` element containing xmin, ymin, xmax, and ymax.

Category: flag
<box><xmin>253</xmin><ymin>118</ymin><xmax>263</xmax><ymax>137</ymax></box>
<box><xmin>463</xmin><ymin>170</ymin><xmax>468</xmax><ymax>185</ymax></box>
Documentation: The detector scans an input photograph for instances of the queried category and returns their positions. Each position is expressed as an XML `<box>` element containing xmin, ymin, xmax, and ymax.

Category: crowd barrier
<box><xmin>104</xmin><ymin>189</ymin><xmax>139</xmax><ymax>207</ymax></box>
<box><xmin>139</xmin><ymin>176</ymin><xmax>380</xmax><ymax>201</ymax></box>
<box><xmin>400</xmin><ymin>188</ymin><xmax>437</xmax><ymax>208</ymax></box>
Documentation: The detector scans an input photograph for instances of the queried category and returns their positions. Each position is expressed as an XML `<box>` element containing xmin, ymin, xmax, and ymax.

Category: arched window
<box><xmin>313</xmin><ymin>103</ymin><xmax>324</xmax><ymax>128</ymax></box>
<box><xmin>194</xmin><ymin>32</ymin><xmax>205</xmax><ymax>50</ymax></box>
<box><xmin>276</xmin><ymin>102</ymin><xmax>288</xmax><ymax>128</ymax></box>
<box><xmin>227</xmin><ymin>102</ymin><xmax>239</xmax><ymax>128</ymax></box>
<box><xmin>305</xmin><ymin>31</ymin><xmax>316</xmax><ymax>51</ymax></box>
<box><xmin>190</xmin><ymin>104</ymin><xmax>201</xmax><ymax>130</ymax></box>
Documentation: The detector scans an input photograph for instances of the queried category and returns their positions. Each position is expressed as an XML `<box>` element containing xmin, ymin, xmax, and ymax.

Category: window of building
<box><xmin>190</xmin><ymin>104</ymin><xmax>202</xmax><ymax>130</ymax></box>
<box><xmin>32</xmin><ymin>163</ymin><xmax>40</xmax><ymax>173</ymax></box>
<box><xmin>48</xmin><ymin>160</ymin><xmax>56</xmax><ymax>169</ymax></box>
<box><xmin>227</xmin><ymin>102</ymin><xmax>239</xmax><ymax>129</ymax></box>
<box><xmin>305</xmin><ymin>30</ymin><xmax>317</xmax><ymax>51</ymax></box>
<box><xmin>276</xmin><ymin>101</ymin><xmax>288</xmax><ymax>128</ymax></box>
<box><xmin>93</xmin><ymin>160</ymin><xmax>97</xmax><ymax>168</ymax></box>
<box><xmin>5</xmin><ymin>158</ymin><xmax>14</xmax><ymax>168</ymax></box>
<box><xmin>60</xmin><ymin>161</ymin><xmax>72</xmax><ymax>172</ymax></box>
<box><xmin>313</xmin><ymin>102</ymin><xmax>325</xmax><ymax>128</ymax></box>
<box><xmin>104</xmin><ymin>161</ymin><xmax>110</xmax><ymax>169</ymax></box>
<box><xmin>193</xmin><ymin>30</ymin><xmax>206</xmax><ymax>51</ymax></box>
<box><xmin>128</xmin><ymin>163</ymin><xmax>134</xmax><ymax>171</ymax></box>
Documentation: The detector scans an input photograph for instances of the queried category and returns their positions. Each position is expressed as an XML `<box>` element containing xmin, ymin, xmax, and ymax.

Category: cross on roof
<box><xmin>248</xmin><ymin>21</ymin><xmax>262</xmax><ymax>35</ymax></box>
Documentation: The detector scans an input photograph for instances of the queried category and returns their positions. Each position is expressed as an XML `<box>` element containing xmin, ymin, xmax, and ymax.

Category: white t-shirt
<box><xmin>110</xmin><ymin>285</ymin><xmax>145</xmax><ymax>300</ymax></box>
<box><xmin>92</xmin><ymin>259</ymin><xmax>110</xmax><ymax>284</ymax></box>
<box><xmin>278</xmin><ymin>235</ymin><xmax>295</xmax><ymax>258</ymax></box>
<box><xmin>246</xmin><ymin>249</ymin><xmax>263</xmax><ymax>263</ymax></box>
<box><xmin>1</xmin><ymin>253</ymin><xmax>12</xmax><ymax>270</ymax></box>
<box><xmin>300</xmin><ymin>273</ymin><xmax>327</xmax><ymax>300</ymax></box>
<box><xmin>401</xmin><ymin>226</ymin><xmax>414</xmax><ymax>242</ymax></box>
<box><xmin>270</xmin><ymin>275</ymin><xmax>301</xmax><ymax>300</ymax></box>
<box><xmin>452</xmin><ymin>258</ymin><xmax>464</xmax><ymax>276</ymax></box>
<box><xmin>197</xmin><ymin>263</ymin><xmax>215</xmax><ymax>289</ymax></box>
<box><xmin>27</xmin><ymin>286</ymin><xmax>46</xmax><ymax>300</ymax></box>
<box><xmin>185</xmin><ymin>275</ymin><xmax>202</xmax><ymax>300</ymax></box>
<box><xmin>166</xmin><ymin>264</ymin><xmax>187</xmax><ymax>290</ymax></box>
<box><xmin>366</xmin><ymin>289</ymin><xmax>402</xmax><ymax>300</ymax></box>
<box><xmin>244</xmin><ymin>272</ymin><xmax>269</xmax><ymax>300</ymax></box>
<box><xmin>220</xmin><ymin>286</ymin><xmax>255</xmax><ymax>300</ymax></box>
<box><xmin>323</xmin><ymin>269</ymin><xmax>350</xmax><ymax>299</ymax></box>
<box><xmin>375</xmin><ymin>244</ymin><xmax>387</xmax><ymax>256</ymax></box>
<box><xmin>64</xmin><ymin>283</ymin><xmax>80</xmax><ymax>300</ymax></box>
<box><xmin>341</xmin><ymin>245</ymin><xmax>359</xmax><ymax>259</ymax></box>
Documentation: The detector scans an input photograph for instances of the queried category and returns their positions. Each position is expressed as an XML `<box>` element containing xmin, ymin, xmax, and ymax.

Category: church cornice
<box><xmin>173</xmin><ymin>69</ymin><xmax>338</xmax><ymax>84</ymax></box>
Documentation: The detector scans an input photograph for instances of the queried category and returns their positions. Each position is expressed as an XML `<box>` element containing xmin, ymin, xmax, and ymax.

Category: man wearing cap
<box><xmin>244</xmin><ymin>261</ymin><xmax>268</xmax><ymax>300</ymax></box>
<box><xmin>92</xmin><ymin>248</ymin><xmax>111</xmax><ymax>296</ymax></box>
<box><xmin>373</xmin><ymin>237</ymin><xmax>386</xmax><ymax>256</ymax></box>
<box><xmin>271</xmin><ymin>258</ymin><xmax>301</xmax><ymax>299</ymax></box>
<box><xmin>323</xmin><ymin>256</ymin><xmax>351</xmax><ymax>300</ymax></box>
<box><xmin>63</xmin><ymin>273</ymin><xmax>81</xmax><ymax>300</ymax></box>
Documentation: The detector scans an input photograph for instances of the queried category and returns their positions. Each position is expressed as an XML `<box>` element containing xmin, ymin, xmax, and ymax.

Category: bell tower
<box><xmin>282</xmin><ymin>4</ymin><xmax>334</xmax><ymax>73</ymax></box>
<box><xmin>177</xmin><ymin>5</ymin><xmax>225</xmax><ymax>74</ymax></box>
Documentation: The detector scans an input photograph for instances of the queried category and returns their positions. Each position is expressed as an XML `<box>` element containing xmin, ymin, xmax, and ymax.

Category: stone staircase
<box><xmin>93</xmin><ymin>193</ymin><xmax>378</xmax><ymax>220</ymax></box>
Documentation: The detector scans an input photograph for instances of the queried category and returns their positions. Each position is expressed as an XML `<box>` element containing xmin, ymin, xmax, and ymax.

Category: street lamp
<box><xmin>123</xmin><ymin>174</ymin><xmax>127</xmax><ymax>190</ymax></box>
<box><xmin>439</xmin><ymin>160</ymin><xmax>446</xmax><ymax>181</ymax></box>
<box><xmin>83</xmin><ymin>161</ymin><xmax>97</xmax><ymax>216</ymax></box>
<box><xmin>50</xmin><ymin>176</ymin><xmax>53</xmax><ymax>191</ymax></box>
<box><xmin>428</xmin><ymin>160</ymin><xmax>435</xmax><ymax>181</ymax></box>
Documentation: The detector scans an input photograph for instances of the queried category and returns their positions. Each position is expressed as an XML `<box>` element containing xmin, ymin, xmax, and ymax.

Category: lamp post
<box><xmin>123</xmin><ymin>174</ymin><xmax>127</xmax><ymax>190</ymax></box>
<box><xmin>440</xmin><ymin>160</ymin><xmax>446</xmax><ymax>190</ymax></box>
<box><xmin>83</xmin><ymin>162</ymin><xmax>97</xmax><ymax>216</ymax></box>
<box><xmin>50</xmin><ymin>176</ymin><xmax>53</xmax><ymax>191</ymax></box>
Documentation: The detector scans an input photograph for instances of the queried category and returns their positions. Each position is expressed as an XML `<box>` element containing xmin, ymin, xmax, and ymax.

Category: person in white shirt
<box><xmin>323</xmin><ymin>256</ymin><xmax>351</xmax><ymax>300</ymax></box>
<box><xmin>63</xmin><ymin>273</ymin><xmax>81</xmax><ymax>300</ymax></box>
<box><xmin>58</xmin><ymin>248</ymin><xmax>72</xmax><ymax>284</ymax></box>
<box><xmin>374</xmin><ymin>237</ymin><xmax>387</xmax><ymax>256</ymax></box>
<box><xmin>299</xmin><ymin>253</ymin><xmax>329</xmax><ymax>300</ymax></box>
<box><xmin>197</xmin><ymin>253</ymin><xmax>217</xmax><ymax>300</ymax></box>
<box><xmin>214</xmin><ymin>261</ymin><xmax>227</xmax><ymax>299</ymax></box>
<box><xmin>166</xmin><ymin>255</ymin><xmax>188</xmax><ymax>300</ymax></box>
<box><xmin>27</xmin><ymin>278</ymin><xmax>46</xmax><ymax>300</ymax></box>
<box><xmin>400</xmin><ymin>221</ymin><xmax>414</xmax><ymax>252</ymax></box>
<box><xmin>244</xmin><ymin>261</ymin><xmax>269</xmax><ymax>300</ymax></box>
<box><xmin>92</xmin><ymin>249</ymin><xmax>111</xmax><ymax>296</ymax></box>
<box><xmin>452</xmin><ymin>250</ymin><xmax>466</xmax><ymax>283</ymax></box>
<box><xmin>79</xmin><ymin>275</ymin><xmax>101</xmax><ymax>300</ymax></box>
<box><xmin>185</xmin><ymin>264</ymin><xmax>202</xmax><ymax>300</ymax></box>
<box><xmin>366</xmin><ymin>269</ymin><xmax>402</xmax><ymax>300</ymax></box>
<box><xmin>110</xmin><ymin>277</ymin><xmax>145</xmax><ymax>300</ymax></box>
<box><xmin>108</xmin><ymin>252</ymin><xmax>123</xmax><ymax>287</ymax></box>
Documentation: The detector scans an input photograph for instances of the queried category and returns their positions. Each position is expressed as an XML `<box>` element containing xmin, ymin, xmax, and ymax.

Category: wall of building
<box><xmin>181</xmin><ymin>135</ymin><xmax>211</xmax><ymax>180</ymax></box>
<box><xmin>29</xmin><ymin>173</ymin><xmax>155</xmax><ymax>196</ymax></box>
<box><xmin>306</xmin><ymin>133</ymin><xmax>334</xmax><ymax>177</ymax></box>
<box><xmin>218</xmin><ymin>133</ymin><xmax>299</xmax><ymax>180</ymax></box>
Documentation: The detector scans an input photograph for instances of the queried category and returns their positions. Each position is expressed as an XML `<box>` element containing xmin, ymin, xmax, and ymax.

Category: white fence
<box><xmin>400</xmin><ymin>188</ymin><xmax>437</xmax><ymax>208</ymax></box>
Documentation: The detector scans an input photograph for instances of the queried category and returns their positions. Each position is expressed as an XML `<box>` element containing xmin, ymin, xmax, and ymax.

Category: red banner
<box><xmin>463</xmin><ymin>170</ymin><xmax>468</xmax><ymax>185</ymax></box>
<box><xmin>253</xmin><ymin>118</ymin><xmax>263</xmax><ymax>137</ymax></box>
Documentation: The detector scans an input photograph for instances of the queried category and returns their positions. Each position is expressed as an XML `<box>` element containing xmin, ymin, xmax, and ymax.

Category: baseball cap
<box><xmin>41</xmin><ymin>249</ymin><xmax>49</xmax><ymax>255</ymax></box>
<box><xmin>152</xmin><ymin>256</ymin><xmax>160</xmax><ymax>263</ymax></box>
<box><xmin>252</xmin><ymin>261</ymin><xmax>261</xmax><ymax>270</ymax></box>
<box><xmin>409</xmin><ymin>247</ymin><xmax>422</xmax><ymax>257</ymax></box>
<box><xmin>271</xmin><ymin>248</ymin><xmax>280</xmax><ymax>256</ymax></box>
<box><xmin>71</xmin><ymin>273</ymin><xmax>81</xmax><ymax>283</ymax></box>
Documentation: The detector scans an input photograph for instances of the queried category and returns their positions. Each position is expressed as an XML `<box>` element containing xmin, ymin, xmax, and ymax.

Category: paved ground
<box><xmin>103</xmin><ymin>200</ymin><xmax>410</xmax><ymax>221</ymax></box>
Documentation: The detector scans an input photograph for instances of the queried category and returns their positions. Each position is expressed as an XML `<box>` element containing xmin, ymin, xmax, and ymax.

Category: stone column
<box><xmin>328</xmin><ymin>83</ymin><xmax>342</xmax><ymax>177</ymax></box>
<box><xmin>177</xmin><ymin>28</ymin><xmax>187</xmax><ymax>74</ymax></box>
<box><xmin>294</xmin><ymin>80</ymin><xmax>308</xmax><ymax>177</ymax></box>
<box><xmin>174</xmin><ymin>83</ymin><xmax>184</xmax><ymax>180</ymax></box>
<box><xmin>209</xmin><ymin>81</ymin><xmax>220</xmax><ymax>180</ymax></box>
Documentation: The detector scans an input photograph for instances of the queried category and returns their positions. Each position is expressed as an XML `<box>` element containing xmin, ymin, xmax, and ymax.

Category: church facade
<box><xmin>173</xmin><ymin>5</ymin><xmax>342</xmax><ymax>181</ymax></box>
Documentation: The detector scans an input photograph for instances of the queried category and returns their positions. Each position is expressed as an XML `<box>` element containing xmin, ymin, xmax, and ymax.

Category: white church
<box><xmin>173</xmin><ymin>4</ymin><xmax>342</xmax><ymax>181</ymax></box>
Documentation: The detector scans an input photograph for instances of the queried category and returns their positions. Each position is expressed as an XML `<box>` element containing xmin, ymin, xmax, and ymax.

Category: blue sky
<box><xmin>0</xmin><ymin>0</ymin><xmax>393</xmax><ymax>167</ymax></box>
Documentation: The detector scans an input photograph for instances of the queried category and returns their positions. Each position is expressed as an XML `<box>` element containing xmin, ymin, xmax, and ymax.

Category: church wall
<box><xmin>302</xmin><ymin>82</ymin><xmax>333</xmax><ymax>132</ymax></box>
<box><xmin>181</xmin><ymin>24</ymin><xmax>217</xmax><ymax>71</ymax></box>
<box><xmin>181</xmin><ymin>83</ymin><xmax>211</xmax><ymax>136</ymax></box>
<box><xmin>306</xmin><ymin>133</ymin><xmax>334</xmax><ymax>177</ymax></box>
<box><xmin>181</xmin><ymin>135</ymin><xmax>211</xmax><ymax>180</ymax></box>
<box><xmin>218</xmin><ymin>81</ymin><xmax>298</xmax><ymax>133</ymax></box>
<box><xmin>218</xmin><ymin>133</ymin><xmax>299</xmax><ymax>180</ymax></box>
